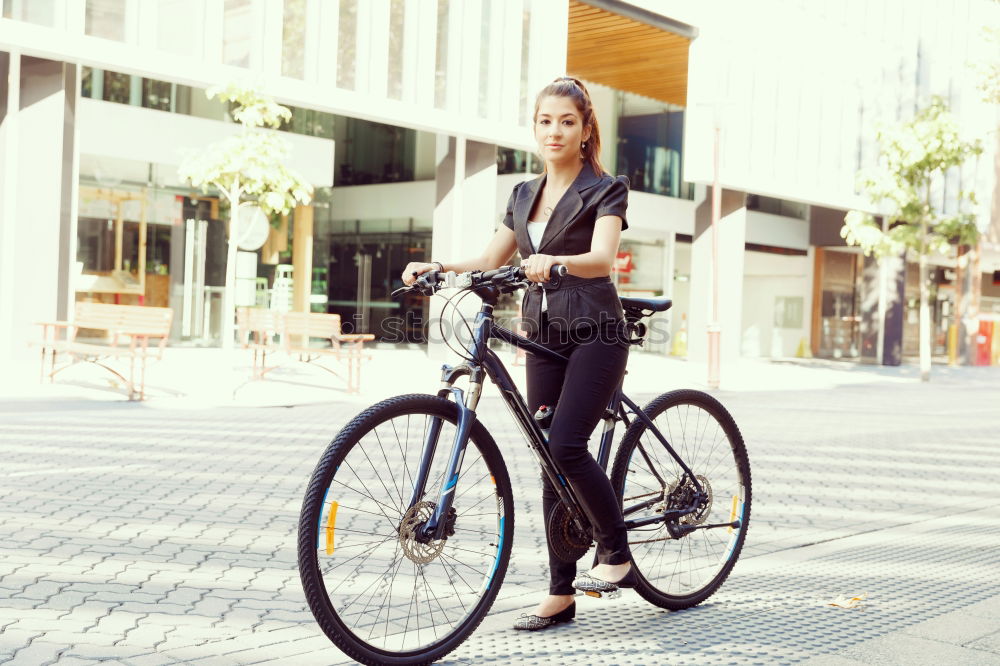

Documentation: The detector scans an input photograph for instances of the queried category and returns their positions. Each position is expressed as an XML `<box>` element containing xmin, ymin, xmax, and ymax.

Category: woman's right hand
<box><xmin>401</xmin><ymin>262</ymin><xmax>437</xmax><ymax>286</ymax></box>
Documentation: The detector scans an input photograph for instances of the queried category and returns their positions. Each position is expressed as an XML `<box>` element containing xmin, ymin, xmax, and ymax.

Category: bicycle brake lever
<box><xmin>391</xmin><ymin>286</ymin><xmax>412</xmax><ymax>298</ymax></box>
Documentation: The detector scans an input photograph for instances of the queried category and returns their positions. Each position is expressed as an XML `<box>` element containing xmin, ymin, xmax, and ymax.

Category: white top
<box><xmin>527</xmin><ymin>220</ymin><xmax>548</xmax><ymax>313</ymax></box>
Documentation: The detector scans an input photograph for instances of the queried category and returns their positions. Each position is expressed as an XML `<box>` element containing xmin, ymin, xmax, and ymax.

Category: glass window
<box><xmin>337</xmin><ymin>0</ymin><xmax>358</xmax><ymax>90</ymax></box>
<box><xmin>80</xmin><ymin>66</ymin><xmax>93</xmax><ymax>99</ymax></box>
<box><xmin>518</xmin><ymin>0</ymin><xmax>532</xmax><ymax>124</ymax></box>
<box><xmin>102</xmin><ymin>70</ymin><xmax>131</xmax><ymax>104</ymax></box>
<box><xmin>85</xmin><ymin>0</ymin><xmax>127</xmax><ymax>41</ymax></box>
<box><xmin>387</xmin><ymin>0</ymin><xmax>405</xmax><ymax>100</ymax></box>
<box><xmin>223</xmin><ymin>0</ymin><xmax>254</xmax><ymax>68</ymax></box>
<box><xmin>616</xmin><ymin>91</ymin><xmax>691</xmax><ymax>199</ymax></box>
<box><xmin>142</xmin><ymin>79</ymin><xmax>172</xmax><ymax>111</ymax></box>
<box><xmin>497</xmin><ymin>148</ymin><xmax>541</xmax><ymax>175</ymax></box>
<box><xmin>334</xmin><ymin>116</ymin><xmax>416</xmax><ymax>186</ymax></box>
<box><xmin>478</xmin><ymin>0</ymin><xmax>492</xmax><ymax>117</ymax></box>
<box><xmin>746</xmin><ymin>194</ymin><xmax>808</xmax><ymax>218</ymax></box>
<box><xmin>154</xmin><ymin>0</ymin><xmax>205</xmax><ymax>58</ymax></box>
<box><xmin>4</xmin><ymin>0</ymin><xmax>57</xmax><ymax>26</ymax></box>
<box><xmin>282</xmin><ymin>0</ymin><xmax>306</xmax><ymax>79</ymax></box>
<box><xmin>434</xmin><ymin>0</ymin><xmax>449</xmax><ymax>109</ymax></box>
<box><xmin>279</xmin><ymin>105</ymin><xmax>336</xmax><ymax>139</ymax></box>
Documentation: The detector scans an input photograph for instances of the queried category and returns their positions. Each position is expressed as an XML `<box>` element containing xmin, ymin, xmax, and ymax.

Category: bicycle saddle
<box><xmin>619</xmin><ymin>296</ymin><xmax>672</xmax><ymax>313</ymax></box>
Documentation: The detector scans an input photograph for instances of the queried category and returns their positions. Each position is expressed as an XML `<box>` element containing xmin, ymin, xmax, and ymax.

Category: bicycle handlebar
<box><xmin>393</xmin><ymin>264</ymin><xmax>567</xmax><ymax>298</ymax></box>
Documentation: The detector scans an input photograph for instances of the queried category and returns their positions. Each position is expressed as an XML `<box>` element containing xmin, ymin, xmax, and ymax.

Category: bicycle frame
<box><xmin>409</xmin><ymin>286</ymin><xmax>705</xmax><ymax>543</ymax></box>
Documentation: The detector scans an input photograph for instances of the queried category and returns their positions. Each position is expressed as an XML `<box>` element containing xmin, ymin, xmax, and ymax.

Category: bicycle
<box><xmin>298</xmin><ymin>265</ymin><xmax>752</xmax><ymax>665</ymax></box>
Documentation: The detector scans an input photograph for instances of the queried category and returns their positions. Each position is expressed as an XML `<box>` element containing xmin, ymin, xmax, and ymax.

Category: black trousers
<box><xmin>526</xmin><ymin>320</ymin><xmax>631</xmax><ymax>595</ymax></box>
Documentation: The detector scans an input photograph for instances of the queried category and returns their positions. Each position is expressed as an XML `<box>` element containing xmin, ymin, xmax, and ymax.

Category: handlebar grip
<box><xmin>516</xmin><ymin>264</ymin><xmax>568</xmax><ymax>280</ymax></box>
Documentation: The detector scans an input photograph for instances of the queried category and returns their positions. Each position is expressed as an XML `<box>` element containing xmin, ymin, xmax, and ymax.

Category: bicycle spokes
<box><xmin>311</xmin><ymin>410</ymin><xmax>504</xmax><ymax>653</ymax></box>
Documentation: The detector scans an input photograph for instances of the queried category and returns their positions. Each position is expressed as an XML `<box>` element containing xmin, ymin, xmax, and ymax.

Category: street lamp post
<box><xmin>707</xmin><ymin>125</ymin><xmax>721</xmax><ymax>389</ymax></box>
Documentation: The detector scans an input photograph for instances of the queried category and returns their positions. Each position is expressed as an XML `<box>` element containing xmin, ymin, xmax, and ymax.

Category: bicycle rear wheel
<box><xmin>298</xmin><ymin>394</ymin><xmax>514</xmax><ymax>665</ymax></box>
<box><xmin>609</xmin><ymin>389</ymin><xmax>751</xmax><ymax>610</ymax></box>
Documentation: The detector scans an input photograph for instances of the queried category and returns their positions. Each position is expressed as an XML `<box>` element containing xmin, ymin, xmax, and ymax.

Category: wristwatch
<box><xmin>432</xmin><ymin>261</ymin><xmax>445</xmax><ymax>272</ymax></box>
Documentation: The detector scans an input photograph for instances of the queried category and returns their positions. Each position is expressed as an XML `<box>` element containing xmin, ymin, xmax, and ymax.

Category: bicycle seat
<box><xmin>620</xmin><ymin>297</ymin><xmax>672</xmax><ymax>313</ymax></box>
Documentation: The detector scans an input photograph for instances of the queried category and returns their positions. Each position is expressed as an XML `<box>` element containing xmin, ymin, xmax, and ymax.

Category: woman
<box><xmin>401</xmin><ymin>76</ymin><xmax>633</xmax><ymax>630</ymax></box>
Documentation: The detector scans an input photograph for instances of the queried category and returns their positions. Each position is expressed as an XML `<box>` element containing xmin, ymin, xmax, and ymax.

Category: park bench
<box><xmin>238</xmin><ymin>309</ymin><xmax>375</xmax><ymax>394</ymax></box>
<box><xmin>36</xmin><ymin>302</ymin><xmax>173</xmax><ymax>400</ymax></box>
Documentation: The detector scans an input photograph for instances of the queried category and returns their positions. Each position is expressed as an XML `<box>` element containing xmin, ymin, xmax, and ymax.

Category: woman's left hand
<box><xmin>521</xmin><ymin>254</ymin><xmax>559</xmax><ymax>283</ymax></box>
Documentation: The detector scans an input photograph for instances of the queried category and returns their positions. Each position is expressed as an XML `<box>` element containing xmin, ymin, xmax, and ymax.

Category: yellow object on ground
<box><xmin>795</xmin><ymin>337</ymin><xmax>812</xmax><ymax>358</ymax></box>
<box><xmin>671</xmin><ymin>313</ymin><xmax>688</xmax><ymax>357</ymax></box>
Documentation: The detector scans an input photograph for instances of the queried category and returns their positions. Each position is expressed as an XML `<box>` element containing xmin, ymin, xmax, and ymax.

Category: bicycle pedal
<box><xmin>583</xmin><ymin>589</ymin><xmax>621</xmax><ymax>600</ymax></box>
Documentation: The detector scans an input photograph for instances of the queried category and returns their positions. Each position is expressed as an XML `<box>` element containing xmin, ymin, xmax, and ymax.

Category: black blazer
<box><xmin>501</xmin><ymin>167</ymin><xmax>630</xmax><ymax>335</ymax></box>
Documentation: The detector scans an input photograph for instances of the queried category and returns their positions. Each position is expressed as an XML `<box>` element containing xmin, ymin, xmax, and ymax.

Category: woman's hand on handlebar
<box><xmin>401</xmin><ymin>262</ymin><xmax>437</xmax><ymax>286</ymax></box>
<box><xmin>520</xmin><ymin>254</ymin><xmax>561</xmax><ymax>283</ymax></box>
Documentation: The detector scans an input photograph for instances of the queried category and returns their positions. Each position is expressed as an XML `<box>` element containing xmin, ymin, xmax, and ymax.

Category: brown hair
<box><xmin>533</xmin><ymin>76</ymin><xmax>604</xmax><ymax>177</ymax></box>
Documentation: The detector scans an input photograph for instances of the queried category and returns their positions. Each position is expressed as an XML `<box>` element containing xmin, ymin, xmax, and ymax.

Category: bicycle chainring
<box><xmin>547</xmin><ymin>500</ymin><xmax>594</xmax><ymax>564</ymax></box>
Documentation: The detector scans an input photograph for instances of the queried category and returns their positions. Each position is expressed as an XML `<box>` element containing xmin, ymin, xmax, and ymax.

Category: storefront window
<box><xmin>817</xmin><ymin>249</ymin><xmax>862</xmax><ymax>359</ymax></box>
<box><xmin>903</xmin><ymin>264</ymin><xmax>954</xmax><ymax>358</ymax></box>
<box><xmin>334</xmin><ymin>116</ymin><xmax>416</xmax><ymax>185</ymax></box>
<box><xmin>312</xmin><ymin>214</ymin><xmax>432</xmax><ymax>341</ymax></box>
<box><xmin>282</xmin><ymin>0</ymin><xmax>307</xmax><ymax>79</ymax></box>
<box><xmin>616</xmin><ymin>92</ymin><xmax>692</xmax><ymax>199</ymax></box>
<box><xmin>497</xmin><ymin>148</ymin><xmax>542</xmax><ymax>175</ymax></box>
<box><xmin>85</xmin><ymin>0</ymin><xmax>126</xmax><ymax>41</ymax></box>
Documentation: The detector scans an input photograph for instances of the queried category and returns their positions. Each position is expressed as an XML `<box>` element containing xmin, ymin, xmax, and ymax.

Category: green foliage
<box><xmin>177</xmin><ymin>84</ymin><xmax>312</xmax><ymax>216</ymax></box>
<box><xmin>841</xmin><ymin>97</ymin><xmax>983</xmax><ymax>259</ymax></box>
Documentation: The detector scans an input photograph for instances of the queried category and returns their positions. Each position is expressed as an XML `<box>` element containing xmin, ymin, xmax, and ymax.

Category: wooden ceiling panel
<box><xmin>567</xmin><ymin>0</ymin><xmax>691</xmax><ymax>107</ymax></box>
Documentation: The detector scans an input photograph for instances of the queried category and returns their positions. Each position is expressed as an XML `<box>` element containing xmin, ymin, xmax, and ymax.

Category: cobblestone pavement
<box><xmin>1</xmin><ymin>362</ymin><xmax>999</xmax><ymax>664</ymax></box>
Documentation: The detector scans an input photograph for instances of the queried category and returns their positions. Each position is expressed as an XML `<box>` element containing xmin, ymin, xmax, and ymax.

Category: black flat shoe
<box><xmin>572</xmin><ymin>568</ymin><xmax>638</xmax><ymax>598</ymax></box>
<box><xmin>512</xmin><ymin>601</ymin><xmax>576</xmax><ymax>631</ymax></box>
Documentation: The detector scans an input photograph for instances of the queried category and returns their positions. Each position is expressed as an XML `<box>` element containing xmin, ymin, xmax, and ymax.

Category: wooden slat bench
<box><xmin>240</xmin><ymin>309</ymin><xmax>375</xmax><ymax>394</ymax></box>
<box><xmin>36</xmin><ymin>302</ymin><xmax>173</xmax><ymax>400</ymax></box>
<box><xmin>237</xmin><ymin>307</ymin><xmax>281</xmax><ymax>379</ymax></box>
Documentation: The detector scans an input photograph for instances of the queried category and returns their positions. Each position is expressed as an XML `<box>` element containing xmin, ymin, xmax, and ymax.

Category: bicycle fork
<box><xmin>404</xmin><ymin>364</ymin><xmax>484</xmax><ymax>543</ymax></box>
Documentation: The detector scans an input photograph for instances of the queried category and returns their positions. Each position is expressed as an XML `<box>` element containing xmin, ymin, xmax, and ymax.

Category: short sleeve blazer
<box><xmin>501</xmin><ymin>167</ymin><xmax>629</xmax><ymax>259</ymax></box>
<box><xmin>500</xmin><ymin>167</ymin><xmax>630</xmax><ymax>333</ymax></box>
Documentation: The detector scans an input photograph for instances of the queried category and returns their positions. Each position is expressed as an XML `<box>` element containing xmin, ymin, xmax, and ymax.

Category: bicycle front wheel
<box><xmin>610</xmin><ymin>389</ymin><xmax>751</xmax><ymax>610</ymax></box>
<box><xmin>298</xmin><ymin>394</ymin><xmax>514</xmax><ymax>665</ymax></box>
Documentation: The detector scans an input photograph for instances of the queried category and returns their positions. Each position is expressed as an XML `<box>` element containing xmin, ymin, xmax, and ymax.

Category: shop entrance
<box><xmin>313</xmin><ymin>228</ymin><xmax>432</xmax><ymax>342</ymax></box>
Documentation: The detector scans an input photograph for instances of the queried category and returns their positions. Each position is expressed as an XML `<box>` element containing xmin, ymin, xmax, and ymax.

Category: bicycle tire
<box><xmin>298</xmin><ymin>394</ymin><xmax>514</xmax><ymax>665</ymax></box>
<box><xmin>609</xmin><ymin>389</ymin><xmax>751</xmax><ymax>610</ymax></box>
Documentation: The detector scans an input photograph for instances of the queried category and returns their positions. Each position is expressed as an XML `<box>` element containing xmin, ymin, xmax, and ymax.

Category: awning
<box><xmin>567</xmin><ymin>0</ymin><xmax>696</xmax><ymax>107</ymax></box>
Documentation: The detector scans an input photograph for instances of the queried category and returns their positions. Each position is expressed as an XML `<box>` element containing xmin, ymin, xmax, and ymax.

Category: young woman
<box><xmin>401</xmin><ymin>76</ymin><xmax>633</xmax><ymax>631</ymax></box>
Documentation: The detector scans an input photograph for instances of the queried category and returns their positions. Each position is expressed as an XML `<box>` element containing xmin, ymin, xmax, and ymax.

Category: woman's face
<box><xmin>534</xmin><ymin>95</ymin><xmax>591</xmax><ymax>166</ymax></box>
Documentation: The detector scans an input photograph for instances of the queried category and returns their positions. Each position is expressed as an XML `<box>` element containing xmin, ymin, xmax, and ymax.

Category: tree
<box><xmin>178</xmin><ymin>84</ymin><xmax>313</xmax><ymax>349</ymax></box>
<box><xmin>841</xmin><ymin>97</ymin><xmax>983</xmax><ymax>381</ymax></box>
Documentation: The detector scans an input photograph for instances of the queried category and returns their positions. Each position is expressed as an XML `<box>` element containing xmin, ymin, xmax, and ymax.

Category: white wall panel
<box><xmin>77</xmin><ymin>99</ymin><xmax>335</xmax><ymax>186</ymax></box>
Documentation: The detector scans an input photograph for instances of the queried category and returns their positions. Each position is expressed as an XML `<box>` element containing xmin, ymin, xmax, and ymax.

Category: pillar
<box><xmin>688</xmin><ymin>188</ymin><xmax>746</xmax><ymax>370</ymax></box>
<box><xmin>291</xmin><ymin>204</ymin><xmax>314</xmax><ymax>313</ymax></box>
<box><xmin>0</xmin><ymin>53</ymin><xmax>78</xmax><ymax>364</ymax></box>
<box><xmin>428</xmin><ymin>135</ymin><xmax>498</xmax><ymax>361</ymax></box>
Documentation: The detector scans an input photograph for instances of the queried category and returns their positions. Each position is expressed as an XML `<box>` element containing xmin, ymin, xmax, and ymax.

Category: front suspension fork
<box><xmin>406</xmin><ymin>364</ymin><xmax>484</xmax><ymax>542</ymax></box>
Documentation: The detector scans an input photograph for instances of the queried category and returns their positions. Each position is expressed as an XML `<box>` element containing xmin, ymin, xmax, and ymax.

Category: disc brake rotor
<box><xmin>398</xmin><ymin>501</ymin><xmax>447</xmax><ymax>564</ymax></box>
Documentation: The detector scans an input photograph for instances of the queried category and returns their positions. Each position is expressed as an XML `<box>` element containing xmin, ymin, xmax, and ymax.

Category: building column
<box><xmin>291</xmin><ymin>204</ymin><xmax>314</xmax><ymax>314</ymax></box>
<box><xmin>428</xmin><ymin>135</ymin><xmax>498</xmax><ymax>360</ymax></box>
<box><xmin>688</xmin><ymin>189</ymin><xmax>746</xmax><ymax>370</ymax></box>
<box><xmin>0</xmin><ymin>54</ymin><xmax>77</xmax><ymax>363</ymax></box>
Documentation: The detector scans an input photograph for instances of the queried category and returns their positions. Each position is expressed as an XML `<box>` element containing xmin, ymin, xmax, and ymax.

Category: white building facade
<box><xmin>1</xmin><ymin>0</ymin><xmax>997</xmax><ymax>369</ymax></box>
